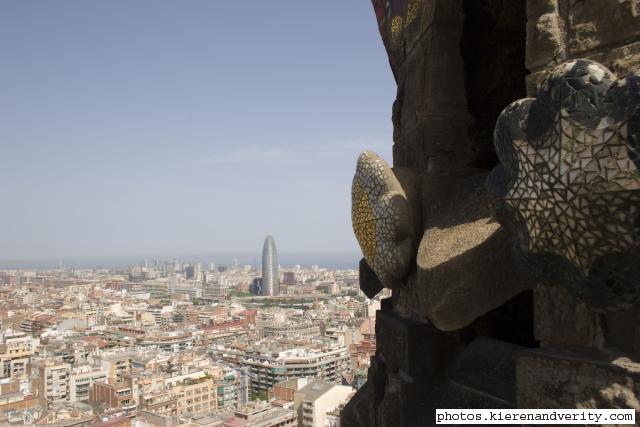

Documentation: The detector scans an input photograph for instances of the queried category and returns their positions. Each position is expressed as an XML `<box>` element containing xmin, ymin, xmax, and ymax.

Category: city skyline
<box><xmin>0</xmin><ymin>249</ymin><xmax>360</xmax><ymax>271</ymax></box>
<box><xmin>0</xmin><ymin>1</ymin><xmax>395</xmax><ymax>260</ymax></box>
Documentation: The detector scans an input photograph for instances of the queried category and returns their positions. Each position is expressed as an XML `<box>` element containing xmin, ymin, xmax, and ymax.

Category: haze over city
<box><xmin>0</xmin><ymin>1</ymin><xmax>395</xmax><ymax>265</ymax></box>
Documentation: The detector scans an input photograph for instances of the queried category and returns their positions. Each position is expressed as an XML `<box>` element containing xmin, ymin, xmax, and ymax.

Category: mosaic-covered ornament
<box><xmin>352</xmin><ymin>151</ymin><xmax>414</xmax><ymax>289</ymax></box>
<box><xmin>487</xmin><ymin>59</ymin><xmax>640</xmax><ymax>311</ymax></box>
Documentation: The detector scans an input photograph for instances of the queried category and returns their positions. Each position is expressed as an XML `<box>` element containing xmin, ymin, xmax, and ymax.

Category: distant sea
<box><xmin>0</xmin><ymin>253</ymin><xmax>360</xmax><ymax>270</ymax></box>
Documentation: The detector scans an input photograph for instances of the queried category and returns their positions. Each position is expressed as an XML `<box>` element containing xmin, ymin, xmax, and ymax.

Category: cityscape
<box><xmin>0</xmin><ymin>2</ymin><xmax>391</xmax><ymax>424</ymax></box>
<box><xmin>0</xmin><ymin>235</ymin><xmax>386</xmax><ymax>426</ymax></box>
<box><xmin>5</xmin><ymin>0</ymin><xmax>639</xmax><ymax>426</ymax></box>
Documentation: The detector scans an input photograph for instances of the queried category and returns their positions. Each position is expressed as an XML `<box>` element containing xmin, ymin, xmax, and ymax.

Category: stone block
<box><xmin>526</xmin><ymin>11</ymin><xmax>565</xmax><ymax>70</ymax></box>
<box><xmin>359</xmin><ymin>258</ymin><xmax>383</xmax><ymax>298</ymax></box>
<box><xmin>588</xmin><ymin>41</ymin><xmax>640</xmax><ymax>78</ymax></box>
<box><xmin>603</xmin><ymin>308</ymin><xmax>640</xmax><ymax>355</ymax></box>
<box><xmin>368</xmin><ymin>354</ymin><xmax>388</xmax><ymax>404</ymax></box>
<box><xmin>399</xmin><ymin>0</ymin><xmax>428</xmax><ymax>57</ymax></box>
<box><xmin>517</xmin><ymin>347</ymin><xmax>640</xmax><ymax>413</ymax></box>
<box><xmin>418</xmin><ymin>25</ymin><xmax>468</xmax><ymax>118</ymax></box>
<box><xmin>393</xmin><ymin>115</ymin><xmax>470</xmax><ymax>171</ymax></box>
<box><xmin>376</xmin><ymin>309</ymin><xmax>459</xmax><ymax>377</ymax></box>
<box><xmin>525</xmin><ymin>0</ymin><xmax>565</xmax><ymax>70</ymax></box>
<box><xmin>568</xmin><ymin>0</ymin><xmax>640</xmax><ymax>56</ymax></box>
<box><xmin>534</xmin><ymin>285</ymin><xmax>603</xmax><ymax>348</ymax></box>
<box><xmin>420</xmin><ymin>0</ymin><xmax>464</xmax><ymax>29</ymax></box>
<box><xmin>381</xmin><ymin>0</ymin><xmax>465</xmax><ymax>68</ymax></box>
<box><xmin>395</xmin><ymin>25</ymin><xmax>468</xmax><ymax>133</ymax></box>
<box><xmin>527</xmin><ymin>42</ymin><xmax>640</xmax><ymax>97</ymax></box>
<box><xmin>380</xmin><ymin>296</ymin><xmax>393</xmax><ymax>311</ymax></box>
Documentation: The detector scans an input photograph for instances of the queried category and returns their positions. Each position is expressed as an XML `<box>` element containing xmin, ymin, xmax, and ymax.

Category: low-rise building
<box><xmin>175</xmin><ymin>375</ymin><xmax>217</xmax><ymax>416</ymax></box>
<box><xmin>0</xmin><ymin>330</ymin><xmax>34</xmax><ymax>378</ymax></box>
<box><xmin>236</xmin><ymin>344</ymin><xmax>350</xmax><ymax>392</ymax></box>
<box><xmin>140</xmin><ymin>389</ymin><xmax>177</xmax><ymax>417</ymax></box>
<box><xmin>36</xmin><ymin>361</ymin><xmax>71</xmax><ymax>408</ymax></box>
<box><xmin>227</xmin><ymin>401</ymin><xmax>296</xmax><ymax>427</ymax></box>
<box><xmin>293</xmin><ymin>381</ymin><xmax>353</xmax><ymax>427</ymax></box>
<box><xmin>268</xmin><ymin>378</ymin><xmax>309</xmax><ymax>402</ymax></box>
<box><xmin>69</xmin><ymin>365</ymin><xmax>107</xmax><ymax>403</ymax></box>
<box><xmin>98</xmin><ymin>351</ymin><xmax>134</xmax><ymax>382</ymax></box>
<box><xmin>89</xmin><ymin>379</ymin><xmax>137</xmax><ymax>416</ymax></box>
<box><xmin>259</xmin><ymin>322</ymin><xmax>320</xmax><ymax>340</ymax></box>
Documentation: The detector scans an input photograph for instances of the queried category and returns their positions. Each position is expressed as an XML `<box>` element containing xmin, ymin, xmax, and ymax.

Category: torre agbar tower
<box><xmin>261</xmin><ymin>235</ymin><xmax>279</xmax><ymax>296</ymax></box>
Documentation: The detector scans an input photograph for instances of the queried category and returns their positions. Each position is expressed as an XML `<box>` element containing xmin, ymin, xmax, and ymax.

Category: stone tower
<box><xmin>344</xmin><ymin>1</ymin><xmax>640</xmax><ymax>425</ymax></box>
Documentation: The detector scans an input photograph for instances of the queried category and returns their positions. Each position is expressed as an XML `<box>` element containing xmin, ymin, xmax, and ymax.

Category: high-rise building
<box><xmin>261</xmin><ymin>235</ymin><xmax>279</xmax><ymax>296</ymax></box>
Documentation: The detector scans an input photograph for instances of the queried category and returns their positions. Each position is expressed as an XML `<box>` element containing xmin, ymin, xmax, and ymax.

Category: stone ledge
<box><xmin>534</xmin><ymin>285</ymin><xmax>603</xmax><ymax>348</ymax></box>
<box><xmin>517</xmin><ymin>347</ymin><xmax>640</xmax><ymax>412</ymax></box>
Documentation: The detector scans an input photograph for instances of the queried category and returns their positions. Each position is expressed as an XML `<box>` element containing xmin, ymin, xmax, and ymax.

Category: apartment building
<box><xmin>260</xmin><ymin>322</ymin><xmax>321</xmax><ymax>340</ymax></box>
<box><xmin>240</xmin><ymin>345</ymin><xmax>350</xmax><ymax>392</ymax></box>
<box><xmin>69</xmin><ymin>365</ymin><xmax>107</xmax><ymax>403</ymax></box>
<box><xmin>174</xmin><ymin>376</ymin><xmax>217</xmax><ymax>415</ymax></box>
<box><xmin>215</xmin><ymin>371</ymin><xmax>241</xmax><ymax>411</ymax></box>
<box><xmin>231</xmin><ymin>401</ymin><xmax>297</xmax><ymax>427</ymax></box>
<box><xmin>140</xmin><ymin>389</ymin><xmax>177</xmax><ymax>417</ymax></box>
<box><xmin>98</xmin><ymin>351</ymin><xmax>133</xmax><ymax>382</ymax></box>
<box><xmin>36</xmin><ymin>361</ymin><xmax>71</xmax><ymax>408</ymax></box>
<box><xmin>0</xmin><ymin>380</ymin><xmax>38</xmax><ymax>415</ymax></box>
<box><xmin>293</xmin><ymin>381</ymin><xmax>353</xmax><ymax>427</ymax></box>
<box><xmin>139</xmin><ymin>332</ymin><xmax>194</xmax><ymax>354</ymax></box>
<box><xmin>90</xmin><ymin>379</ymin><xmax>137</xmax><ymax>416</ymax></box>
<box><xmin>268</xmin><ymin>378</ymin><xmax>309</xmax><ymax>402</ymax></box>
<box><xmin>0</xmin><ymin>330</ymin><xmax>34</xmax><ymax>378</ymax></box>
<box><xmin>19</xmin><ymin>312</ymin><xmax>55</xmax><ymax>337</ymax></box>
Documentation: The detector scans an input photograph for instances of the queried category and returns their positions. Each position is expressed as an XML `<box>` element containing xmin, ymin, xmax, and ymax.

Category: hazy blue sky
<box><xmin>0</xmin><ymin>1</ymin><xmax>395</xmax><ymax>262</ymax></box>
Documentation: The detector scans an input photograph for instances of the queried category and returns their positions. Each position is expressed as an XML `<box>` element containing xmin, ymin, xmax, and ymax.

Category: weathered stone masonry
<box><xmin>344</xmin><ymin>1</ymin><xmax>640</xmax><ymax>426</ymax></box>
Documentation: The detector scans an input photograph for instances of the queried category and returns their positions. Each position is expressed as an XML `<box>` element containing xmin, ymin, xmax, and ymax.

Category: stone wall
<box><xmin>344</xmin><ymin>1</ymin><xmax>640</xmax><ymax>426</ymax></box>
<box><xmin>516</xmin><ymin>0</ymin><xmax>640</xmax><ymax>414</ymax></box>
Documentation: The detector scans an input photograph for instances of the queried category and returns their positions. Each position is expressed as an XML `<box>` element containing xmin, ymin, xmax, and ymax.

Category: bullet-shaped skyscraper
<box><xmin>261</xmin><ymin>235</ymin><xmax>279</xmax><ymax>296</ymax></box>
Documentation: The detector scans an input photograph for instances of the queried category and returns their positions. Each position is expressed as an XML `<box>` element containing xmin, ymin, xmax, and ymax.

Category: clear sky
<box><xmin>0</xmin><ymin>1</ymin><xmax>396</xmax><ymax>263</ymax></box>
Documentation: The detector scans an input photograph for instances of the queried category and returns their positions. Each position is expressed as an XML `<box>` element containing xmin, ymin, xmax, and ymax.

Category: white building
<box><xmin>362</xmin><ymin>299</ymin><xmax>381</xmax><ymax>318</ymax></box>
<box><xmin>36</xmin><ymin>361</ymin><xmax>72</xmax><ymax>408</ymax></box>
<box><xmin>69</xmin><ymin>365</ymin><xmax>107</xmax><ymax>403</ymax></box>
<box><xmin>294</xmin><ymin>381</ymin><xmax>353</xmax><ymax>427</ymax></box>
